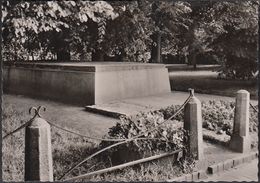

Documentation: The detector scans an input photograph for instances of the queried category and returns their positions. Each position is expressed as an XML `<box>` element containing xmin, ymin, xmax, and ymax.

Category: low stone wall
<box><xmin>3</xmin><ymin>62</ymin><xmax>171</xmax><ymax>105</ymax></box>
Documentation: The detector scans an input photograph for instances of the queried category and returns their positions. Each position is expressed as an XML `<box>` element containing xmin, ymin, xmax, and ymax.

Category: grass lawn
<box><xmin>2</xmin><ymin>95</ymin><xmax>192</xmax><ymax>182</ymax></box>
<box><xmin>2</xmin><ymin>94</ymin><xmax>258</xmax><ymax>182</ymax></box>
<box><xmin>3</xmin><ymin>94</ymin><xmax>117</xmax><ymax>137</ymax></box>
<box><xmin>169</xmin><ymin>71</ymin><xmax>258</xmax><ymax>100</ymax></box>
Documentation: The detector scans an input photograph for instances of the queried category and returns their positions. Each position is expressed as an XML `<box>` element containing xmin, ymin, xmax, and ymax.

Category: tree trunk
<box><xmin>115</xmin><ymin>49</ymin><xmax>127</xmax><ymax>62</ymax></box>
<box><xmin>14</xmin><ymin>44</ymin><xmax>18</xmax><ymax>61</ymax></box>
<box><xmin>57</xmin><ymin>49</ymin><xmax>70</xmax><ymax>61</ymax></box>
<box><xmin>184</xmin><ymin>55</ymin><xmax>189</xmax><ymax>64</ymax></box>
<box><xmin>92</xmin><ymin>49</ymin><xmax>104</xmax><ymax>62</ymax></box>
<box><xmin>31</xmin><ymin>52</ymin><xmax>34</xmax><ymax>61</ymax></box>
<box><xmin>189</xmin><ymin>53</ymin><xmax>197</xmax><ymax>69</ymax></box>
<box><xmin>150</xmin><ymin>32</ymin><xmax>162</xmax><ymax>63</ymax></box>
<box><xmin>192</xmin><ymin>54</ymin><xmax>197</xmax><ymax>69</ymax></box>
<box><xmin>120</xmin><ymin>50</ymin><xmax>127</xmax><ymax>62</ymax></box>
<box><xmin>80</xmin><ymin>47</ymin><xmax>90</xmax><ymax>62</ymax></box>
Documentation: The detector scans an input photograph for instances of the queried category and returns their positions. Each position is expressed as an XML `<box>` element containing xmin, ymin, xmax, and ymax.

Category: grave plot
<box><xmin>2</xmin><ymin>89</ymin><xmax>258</xmax><ymax>181</ymax></box>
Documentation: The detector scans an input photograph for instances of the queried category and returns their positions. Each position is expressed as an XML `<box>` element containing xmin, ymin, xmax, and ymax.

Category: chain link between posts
<box><xmin>3</xmin><ymin>90</ymin><xmax>194</xmax><ymax>182</ymax></box>
<box><xmin>58</xmin><ymin>90</ymin><xmax>194</xmax><ymax>181</ymax></box>
<box><xmin>250</xmin><ymin>102</ymin><xmax>258</xmax><ymax>113</ymax></box>
<box><xmin>3</xmin><ymin>106</ymin><xmax>45</xmax><ymax>140</ymax></box>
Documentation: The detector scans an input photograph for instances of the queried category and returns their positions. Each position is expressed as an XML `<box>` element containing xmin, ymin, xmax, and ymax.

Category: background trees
<box><xmin>2</xmin><ymin>1</ymin><xmax>118</xmax><ymax>61</ymax></box>
<box><xmin>2</xmin><ymin>0</ymin><xmax>258</xmax><ymax>79</ymax></box>
<box><xmin>209</xmin><ymin>0</ymin><xmax>258</xmax><ymax>79</ymax></box>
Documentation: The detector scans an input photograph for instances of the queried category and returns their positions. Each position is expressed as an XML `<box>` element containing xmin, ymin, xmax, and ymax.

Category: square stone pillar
<box><xmin>25</xmin><ymin>117</ymin><xmax>53</xmax><ymax>181</ymax></box>
<box><xmin>184</xmin><ymin>95</ymin><xmax>204</xmax><ymax>160</ymax></box>
<box><xmin>229</xmin><ymin>90</ymin><xmax>251</xmax><ymax>153</ymax></box>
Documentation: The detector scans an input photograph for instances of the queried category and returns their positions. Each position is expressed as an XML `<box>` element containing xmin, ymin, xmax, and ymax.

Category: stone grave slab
<box><xmin>3</xmin><ymin>62</ymin><xmax>171</xmax><ymax>105</ymax></box>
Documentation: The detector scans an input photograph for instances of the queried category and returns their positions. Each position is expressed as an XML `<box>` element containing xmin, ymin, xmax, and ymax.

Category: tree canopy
<box><xmin>2</xmin><ymin>0</ymin><xmax>258</xmax><ymax>79</ymax></box>
<box><xmin>2</xmin><ymin>1</ymin><xmax>118</xmax><ymax>60</ymax></box>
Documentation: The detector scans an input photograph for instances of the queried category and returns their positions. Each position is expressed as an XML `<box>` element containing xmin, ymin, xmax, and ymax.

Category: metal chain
<box><xmin>3</xmin><ymin>116</ymin><xmax>35</xmax><ymax>140</ymax></box>
<box><xmin>2</xmin><ymin>106</ymin><xmax>45</xmax><ymax>140</ymax></box>
<box><xmin>3</xmin><ymin>91</ymin><xmax>194</xmax><ymax>181</ymax></box>
<box><xmin>250</xmin><ymin>102</ymin><xmax>258</xmax><ymax>113</ymax></box>
<box><xmin>58</xmin><ymin>93</ymin><xmax>193</xmax><ymax>181</ymax></box>
<box><xmin>47</xmin><ymin>90</ymin><xmax>193</xmax><ymax>142</ymax></box>
<box><xmin>47</xmin><ymin>120</ymin><xmax>126</xmax><ymax>142</ymax></box>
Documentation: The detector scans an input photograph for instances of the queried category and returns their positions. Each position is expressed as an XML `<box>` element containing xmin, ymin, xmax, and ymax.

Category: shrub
<box><xmin>201</xmin><ymin>100</ymin><xmax>235</xmax><ymax>135</ymax></box>
<box><xmin>217</xmin><ymin>57</ymin><xmax>258</xmax><ymax>80</ymax></box>
<box><xmin>100</xmin><ymin>111</ymin><xmax>188</xmax><ymax>165</ymax></box>
<box><xmin>2</xmin><ymin>104</ymin><xmax>194</xmax><ymax>182</ymax></box>
<box><xmin>157</xmin><ymin>100</ymin><xmax>258</xmax><ymax>136</ymax></box>
<box><xmin>158</xmin><ymin>105</ymin><xmax>184</xmax><ymax>121</ymax></box>
<box><xmin>3</xmin><ymin>100</ymin><xmax>257</xmax><ymax>181</ymax></box>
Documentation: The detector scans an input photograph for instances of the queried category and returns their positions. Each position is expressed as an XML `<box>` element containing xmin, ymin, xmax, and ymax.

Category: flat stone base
<box><xmin>3</xmin><ymin>62</ymin><xmax>171</xmax><ymax>105</ymax></box>
<box><xmin>229</xmin><ymin>135</ymin><xmax>251</xmax><ymax>153</ymax></box>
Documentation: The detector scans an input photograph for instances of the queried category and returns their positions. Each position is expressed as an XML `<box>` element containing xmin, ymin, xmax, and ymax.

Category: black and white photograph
<box><xmin>1</xmin><ymin>0</ymin><xmax>259</xmax><ymax>182</ymax></box>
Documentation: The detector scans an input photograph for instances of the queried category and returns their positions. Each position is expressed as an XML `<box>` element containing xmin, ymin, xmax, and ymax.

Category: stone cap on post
<box><xmin>188</xmin><ymin>88</ymin><xmax>201</xmax><ymax>104</ymax></box>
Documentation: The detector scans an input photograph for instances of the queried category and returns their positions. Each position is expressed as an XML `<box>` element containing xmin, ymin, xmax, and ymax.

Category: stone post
<box><xmin>25</xmin><ymin>117</ymin><xmax>53</xmax><ymax>181</ymax></box>
<box><xmin>229</xmin><ymin>90</ymin><xmax>251</xmax><ymax>153</ymax></box>
<box><xmin>184</xmin><ymin>89</ymin><xmax>203</xmax><ymax>160</ymax></box>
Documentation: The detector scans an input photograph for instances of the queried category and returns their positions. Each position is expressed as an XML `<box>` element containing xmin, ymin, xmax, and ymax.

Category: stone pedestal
<box><xmin>229</xmin><ymin>90</ymin><xmax>251</xmax><ymax>153</ymax></box>
<box><xmin>4</xmin><ymin>62</ymin><xmax>171</xmax><ymax>105</ymax></box>
<box><xmin>184</xmin><ymin>95</ymin><xmax>204</xmax><ymax>160</ymax></box>
<box><xmin>25</xmin><ymin>117</ymin><xmax>53</xmax><ymax>181</ymax></box>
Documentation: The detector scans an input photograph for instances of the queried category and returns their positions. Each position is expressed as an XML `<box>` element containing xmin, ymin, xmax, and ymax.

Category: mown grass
<box><xmin>169</xmin><ymin>71</ymin><xmax>257</xmax><ymax>99</ymax></box>
<box><xmin>2</xmin><ymin>103</ymin><xmax>101</xmax><ymax>181</ymax></box>
<box><xmin>3</xmin><ymin>99</ymin><xmax>258</xmax><ymax>181</ymax></box>
<box><xmin>2</xmin><ymin>103</ymin><xmax>192</xmax><ymax>182</ymax></box>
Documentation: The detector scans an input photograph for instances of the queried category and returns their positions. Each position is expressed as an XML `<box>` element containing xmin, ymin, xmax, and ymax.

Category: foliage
<box><xmin>149</xmin><ymin>1</ymin><xmax>192</xmax><ymax>61</ymax></box>
<box><xmin>2</xmin><ymin>104</ymin><xmax>194</xmax><ymax>182</ymax></box>
<box><xmin>202</xmin><ymin>100</ymin><xmax>258</xmax><ymax>135</ymax></box>
<box><xmin>158</xmin><ymin>105</ymin><xmax>184</xmax><ymax>121</ymax></box>
<box><xmin>177</xmin><ymin>154</ymin><xmax>197</xmax><ymax>174</ymax></box>
<box><xmin>249</xmin><ymin>105</ymin><xmax>258</xmax><ymax>133</ymax></box>
<box><xmin>101</xmin><ymin>1</ymin><xmax>153</xmax><ymax>62</ymax></box>
<box><xmin>157</xmin><ymin>100</ymin><xmax>258</xmax><ymax>136</ymax></box>
<box><xmin>201</xmin><ymin>100</ymin><xmax>235</xmax><ymax>135</ymax></box>
<box><xmin>2</xmin><ymin>0</ymin><xmax>258</xmax><ymax>78</ymax></box>
<box><xmin>209</xmin><ymin>0</ymin><xmax>258</xmax><ymax>79</ymax></box>
<box><xmin>2</xmin><ymin>0</ymin><xmax>194</xmax><ymax>62</ymax></box>
<box><xmin>3</xmin><ymin>99</ymin><xmax>258</xmax><ymax>181</ymax></box>
<box><xmin>98</xmin><ymin>1</ymin><xmax>193</xmax><ymax>62</ymax></box>
<box><xmin>177</xmin><ymin>1</ymin><xmax>217</xmax><ymax>66</ymax></box>
<box><xmin>100</xmin><ymin>111</ymin><xmax>187</xmax><ymax>164</ymax></box>
<box><xmin>2</xmin><ymin>1</ymin><xmax>118</xmax><ymax>60</ymax></box>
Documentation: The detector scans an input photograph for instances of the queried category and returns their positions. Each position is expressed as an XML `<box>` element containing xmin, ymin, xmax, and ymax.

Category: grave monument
<box><xmin>4</xmin><ymin>62</ymin><xmax>171</xmax><ymax>105</ymax></box>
